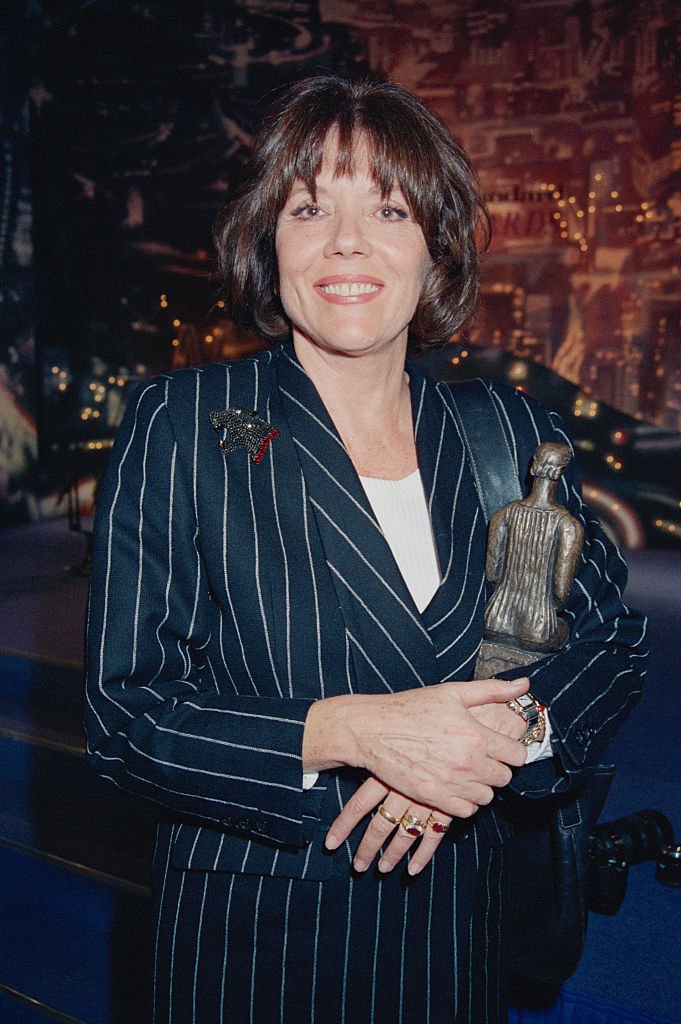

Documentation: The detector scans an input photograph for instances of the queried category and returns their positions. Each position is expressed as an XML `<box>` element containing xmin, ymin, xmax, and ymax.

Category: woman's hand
<box><xmin>325</xmin><ymin>776</ymin><xmax>453</xmax><ymax>876</ymax></box>
<box><xmin>321</xmin><ymin>679</ymin><xmax>532</xmax><ymax>875</ymax></box>
<box><xmin>303</xmin><ymin>676</ymin><xmax>530</xmax><ymax>818</ymax></box>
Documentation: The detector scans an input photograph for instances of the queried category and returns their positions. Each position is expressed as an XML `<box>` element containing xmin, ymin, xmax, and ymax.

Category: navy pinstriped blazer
<box><xmin>84</xmin><ymin>344</ymin><xmax>646</xmax><ymax>881</ymax></box>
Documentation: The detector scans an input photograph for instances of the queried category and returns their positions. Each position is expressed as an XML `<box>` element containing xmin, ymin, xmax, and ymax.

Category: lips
<box><xmin>314</xmin><ymin>275</ymin><xmax>384</xmax><ymax>304</ymax></box>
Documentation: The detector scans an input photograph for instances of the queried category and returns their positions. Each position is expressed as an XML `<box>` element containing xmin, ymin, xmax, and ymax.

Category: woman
<box><xmin>84</xmin><ymin>77</ymin><xmax>646</xmax><ymax>1023</ymax></box>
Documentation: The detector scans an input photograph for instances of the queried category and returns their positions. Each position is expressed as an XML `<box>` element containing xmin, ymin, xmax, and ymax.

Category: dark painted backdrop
<box><xmin>1</xmin><ymin>0</ymin><xmax>679</xmax><ymax>542</ymax></box>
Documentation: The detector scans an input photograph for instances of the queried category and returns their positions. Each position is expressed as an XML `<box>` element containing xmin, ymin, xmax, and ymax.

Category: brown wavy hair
<box><xmin>213</xmin><ymin>76</ymin><xmax>491</xmax><ymax>346</ymax></box>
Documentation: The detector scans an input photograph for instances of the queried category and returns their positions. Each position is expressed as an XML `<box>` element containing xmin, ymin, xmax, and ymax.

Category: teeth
<box><xmin>319</xmin><ymin>282</ymin><xmax>380</xmax><ymax>296</ymax></box>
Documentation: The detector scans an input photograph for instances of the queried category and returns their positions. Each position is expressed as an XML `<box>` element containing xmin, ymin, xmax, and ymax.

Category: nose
<box><xmin>323</xmin><ymin>207</ymin><xmax>371</xmax><ymax>258</ymax></box>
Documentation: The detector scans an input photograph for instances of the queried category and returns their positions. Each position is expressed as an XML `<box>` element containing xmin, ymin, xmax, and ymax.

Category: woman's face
<box><xmin>275</xmin><ymin>134</ymin><xmax>430</xmax><ymax>363</ymax></box>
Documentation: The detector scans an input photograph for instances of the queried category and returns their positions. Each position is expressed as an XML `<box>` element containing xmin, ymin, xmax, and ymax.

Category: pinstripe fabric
<box><xmin>84</xmin><ymin>343</ymin><xmax>646</xmax><ymax>1023</ymax></box>
<box><xmin>151</xmin><ymin>822</ymin><xmax>506</xmax><ymax>1024</ymax></box>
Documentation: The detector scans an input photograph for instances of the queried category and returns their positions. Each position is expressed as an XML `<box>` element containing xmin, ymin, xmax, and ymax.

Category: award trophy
<box><xmin>474</xmin><ymin>441</ymin><xmax>584</xmax><ymax>679</ymax></box>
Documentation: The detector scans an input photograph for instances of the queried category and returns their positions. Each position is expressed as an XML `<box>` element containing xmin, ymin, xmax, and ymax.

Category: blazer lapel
<box><xmin>409</xmin><ymin>365</ymin><xmax>489</xmax><ymax>681</ymax></box>
<box><xmin>275</xmin><ymin>347</ymin><xmax>440</xmax><ymax>693</ymax></box>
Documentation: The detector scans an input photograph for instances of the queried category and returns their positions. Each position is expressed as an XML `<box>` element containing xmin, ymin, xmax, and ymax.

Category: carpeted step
<box><xmin>0</xmin><ymin>841</ymin><xmax>150</xmax><ymax>1024</ymax></box>
<box><xmin>0</xmin><ymin>984</ymin><xmax>89</xmax><ymax>1023</ymax></box>
<box><xmin>0</xmin><ymin>653</ymin><xmax>85</xmax><ymax>751</ymax></box>
<box><xmin>0</xmin><ymin>731</ymin><xmax>156</xmax><ymax>887</ymax></box>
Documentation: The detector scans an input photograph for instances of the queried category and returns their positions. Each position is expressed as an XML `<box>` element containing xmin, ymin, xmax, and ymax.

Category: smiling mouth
<box><xmin>318</xmin><ymin>282</ymin><xmax>381</xmax><ymax>297</ymax></box>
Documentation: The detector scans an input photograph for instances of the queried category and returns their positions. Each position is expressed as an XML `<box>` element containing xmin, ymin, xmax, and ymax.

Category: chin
<box><xmin>297</xmin><ymin>328</ymin><xmax>407</xmax><ymax>360</ymax></box>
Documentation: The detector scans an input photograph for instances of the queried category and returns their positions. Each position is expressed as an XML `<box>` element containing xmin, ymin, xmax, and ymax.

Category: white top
<box><xmin>302</xmin><ymin>469</ymin><xmax>551</xmax><ymax>789</ymax></box>
<box><xmin>359</xmin><ymin>469</ymin><xmax>441</xmax><ymax>613</ymax></box>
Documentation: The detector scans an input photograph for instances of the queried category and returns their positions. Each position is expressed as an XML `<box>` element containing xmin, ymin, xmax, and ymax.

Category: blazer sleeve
<box><xmin>486</xmin><ymin>383</ymin><xmax>648</xmax><ymax>798</ymax></box>
<box><xmin>84</xmin><ymin>375</ymin><xmax>318</xmax><ymax>847</ymax></box>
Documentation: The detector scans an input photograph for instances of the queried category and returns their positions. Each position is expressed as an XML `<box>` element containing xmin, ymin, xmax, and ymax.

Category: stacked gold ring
<box><xmin>377</xmin><ymin>804</ymin><xmax>402</xmax><ymax>826</ymax></box>
<box><xmin>401</xmin><ymin>814</ymin><xmax>426</xmax><ymax>838</ymax></box>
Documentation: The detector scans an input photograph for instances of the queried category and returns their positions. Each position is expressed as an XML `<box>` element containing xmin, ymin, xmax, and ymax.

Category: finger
<box><xmin>469</xmin><ymin>702</ymin><xmax>528</xmax><ymax>740</ymax></box>
<box><xmin>325</xmin><ymin>776</ymin><xmax>388</xmax><ymax>850</ymax></box>
<box><xmin>446</xmin><ymin>778</ymin><xmax>498</xmax><ymax>807</ymax></box>
<box><xmin>456</xmin><ymin>676</ymin><xmax>530</xmax><ymax>708</ymax></box>
<box><xmin>407</xmin><ymin>813</ymin><xmax>452</xmax><ymax>875</ymax></box>
<box><xmin>352</xmin><ymin>796</ymin><xmax>409</xmax><ymax>872</ymax></box>
<box><xmin>433</xmin><ymin>779</ymin><xmax>501</xmax><ymax>818</ymax></box>
<box><xmin>377</xmin><ymin>803</ymin><xmax>432</xmax><ymax>874</ymax></box>
<box><xmin>484</xmin><ymin>728</ymin><xmax>528</xmax><ymax>768</ymax></box>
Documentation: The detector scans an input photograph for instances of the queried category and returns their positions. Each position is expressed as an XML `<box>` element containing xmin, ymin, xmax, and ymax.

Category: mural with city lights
<box><xmin>1</xmin><ymin>0</ymin><xmax>680</xmax><ymax>545</ymax></box>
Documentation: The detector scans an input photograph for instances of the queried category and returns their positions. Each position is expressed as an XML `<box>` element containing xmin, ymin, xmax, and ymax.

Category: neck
<box><xmin>292</xmin><ymin>335</ymin><xmax>417</xmax><ymax>479</ymax></box>
<box><xmin>292</xmin><ymin>335</ymin><xmax>410</xmax><ymax>426</ymax></box>
<box><xmin>528</xmin><ymin>476</ymin><xmax>559</xmax><ymax>509</ymax></box>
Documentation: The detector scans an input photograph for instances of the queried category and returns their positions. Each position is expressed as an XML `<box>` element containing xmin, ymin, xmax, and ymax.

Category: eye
<box><xmin>377</xmin><ymin>204</ymin><xmax>409</xmax><ymax>222</ymax></box>
<box><xmin>290</xmin><ymin>203</ymin><xmax>321</xmax><ymax>220</ymax></box>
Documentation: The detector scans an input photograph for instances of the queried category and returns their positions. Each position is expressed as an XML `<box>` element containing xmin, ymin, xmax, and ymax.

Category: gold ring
<box><xmin>401</xmin><ymin>814</ymin><xmax>426</xmax><ymax>838</ymax></box>
<box><xmin>426</xmin><ymin>815</ymin><xmax>450</xmax><ymax>835</ymax></box>
<box><xmin>377</xmin><ymin>804</ymin><xmax>402</xmax><ymax>826</ymax></box>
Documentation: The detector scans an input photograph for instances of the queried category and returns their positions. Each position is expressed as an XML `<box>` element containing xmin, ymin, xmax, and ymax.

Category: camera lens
<box><xmin>592</xmin><ymin>810</ymin><xmax>674</xmax><ymax>865</ymax></box>
<box><xmin>587</xmin><ymin>810</ymin><xmax>676</xmax><ymax>914</ymax></box>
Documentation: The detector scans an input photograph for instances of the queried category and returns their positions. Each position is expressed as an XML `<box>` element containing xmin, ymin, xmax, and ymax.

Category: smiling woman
<box><xmin>85</xmin><ymin>75</ymin><xmax>647</xmax><ymax>1024</ymax></box>
<box><xmin>214</xmin><ymin>76</ymin><xmax>490</xmax><ymax>345</ymax></box>
<box><xmin>274</xmin><ymin>139</ymin><xmax>430</xmax><ymax>368</ymax></box>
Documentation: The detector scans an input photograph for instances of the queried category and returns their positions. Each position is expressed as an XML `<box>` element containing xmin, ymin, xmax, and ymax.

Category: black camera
<box><xmin>587</xmin><ymin>810</ymin><xmax>678</xmax><ymax>915</ymax></box>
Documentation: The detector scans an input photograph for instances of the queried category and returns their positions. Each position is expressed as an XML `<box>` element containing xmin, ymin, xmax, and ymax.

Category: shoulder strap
<box><xmin>448</xmin><ymin>379</ymin><xmax>523</xmax><ymax>523</ymax></box>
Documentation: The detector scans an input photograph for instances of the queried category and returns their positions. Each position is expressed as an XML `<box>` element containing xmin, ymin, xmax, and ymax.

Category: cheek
<box><xmin>274</xmin><ymin>248</ymin><xmax>294</xmax><ymax>306</ymax></box>
<box><xmin>409</xmin><ymin>250</ymin><xmax>432</xmax><ymax>306</ymax></box>
<box><xmin>275</xmin><ymin>233</ymin><xmax>309</xmax><ymax>300</ymax></box>
<box><xmin>275</xmin><ymin>262</ymin><xmax>307</xmax><ymax>323</ymax></box>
